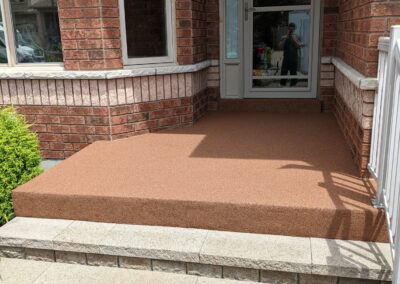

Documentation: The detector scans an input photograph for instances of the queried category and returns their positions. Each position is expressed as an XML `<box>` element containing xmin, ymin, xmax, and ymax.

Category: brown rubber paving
<box><xmin>13</xmin><ymin>112</ymin><xmax>388</xmax><ymax>242</ymax></box>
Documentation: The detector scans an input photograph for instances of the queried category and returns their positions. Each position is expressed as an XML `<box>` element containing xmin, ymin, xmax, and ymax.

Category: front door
<box><xmin>244</xmin><ymin>0</ymin><xmax>320</xmax><ymax>98</ymax></box>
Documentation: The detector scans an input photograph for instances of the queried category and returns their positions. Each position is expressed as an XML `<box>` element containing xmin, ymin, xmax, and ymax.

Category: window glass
<box><xmin>10</xmin><ymin>0</ymin><xmax>62</xmax><ymax>63</ymax></box>
<box><xmin>0</xmin><ymin>5</ymin><xmax>8</xmax><ymax>63</ymax></box>
<box><xmin>226</xmin><ymin>0</ymin><xmax>238</xmax><ymax>59</ymax></box>
<box><xmin>254</xmin><ymin>0</ymin><xmax>311</xmax><ymax>7</ymax></box>
<box><xmin>124</xmin><ymin>0</ymin><xmax>167</xmax><ymax>58</ymax></box>
<box><xmin>252</xmin><ymin>10</ymin><xmax>311</xmax><ymax>89</ymax></box>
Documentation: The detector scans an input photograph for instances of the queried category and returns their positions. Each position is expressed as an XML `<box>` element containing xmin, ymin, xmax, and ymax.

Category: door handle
<box><xmin>245</xmin><ymin>3</ymin><xmax>255</xmax><ymax>21</ymax></box>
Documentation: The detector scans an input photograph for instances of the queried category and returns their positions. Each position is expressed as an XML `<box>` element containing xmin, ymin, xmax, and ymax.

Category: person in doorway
<box><xmin>279</xmin><ymin>23</ymin><xmax>305</xmax><ymax>87</ymax></box>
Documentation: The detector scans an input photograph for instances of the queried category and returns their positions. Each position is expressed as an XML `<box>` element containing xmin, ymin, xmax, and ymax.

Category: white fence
<box><xmin>369</xmin><ymin>25</ymin><xmax>400</xmax><ymax>283</ymax></box>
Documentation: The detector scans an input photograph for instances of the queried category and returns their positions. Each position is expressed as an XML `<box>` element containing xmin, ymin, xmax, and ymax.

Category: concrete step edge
<box><xmin>0</xmin><ymin>217</ymin><xmax>392</xmax><ymax>283</ymax></box>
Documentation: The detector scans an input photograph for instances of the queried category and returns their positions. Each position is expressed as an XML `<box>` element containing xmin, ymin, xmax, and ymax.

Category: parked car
<box><xmin>0</xmin><ymin>22</ymin><xmax>44</xmax><ymax>63</ymax></box>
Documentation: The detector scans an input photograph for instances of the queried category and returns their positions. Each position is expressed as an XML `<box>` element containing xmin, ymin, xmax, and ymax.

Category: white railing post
<box><xmin>391</xmin><ymin>38</ymin><xmax>400</xmax><ymax>284</ymax></box>
<box><xmin>374</xmin><ymin>26</ymin><xmax>400</xmax><ymax>208</ymax></box>
<box><xmin>369</xmin><ymin>36</ymin><xmax>389</xmax><ymax>181</ymax></box>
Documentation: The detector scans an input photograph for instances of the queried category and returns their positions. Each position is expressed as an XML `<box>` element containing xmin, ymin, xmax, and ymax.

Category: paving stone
<box><xmin>200</xmin><ymin>231</ymin><xmax>312</xmax><ymax>273</ymax></box>
<box><xmin>187</xmin><ymin>263</ymin><xmax>222</xmax><ymax>278</ymax></box>
<box><xmin>119</xmin><ymin>256</ymin><xmax>151</xmax><ymax>270</ymax></box>
<box><xmin>0</xmin><ymin>217</ymin><xmax>72</xmax><ymax>249</ymax></box>
<box><xmin>339</xmin><ymin>277</ymin><xmax>380</xmax><ymax>284</ymax></box>
<box><xmin>87</xmin><ymin>253</ymin><xmax>118</xmax><ymax>267</ymax></box>
<box><xmin>310</xmin><ymin>238</ymin><xmax>392</xmax><ymax>280</ymax></box>
<box><xmin>25</xmin><ymin>248</ymin><xmax>55</xmax><ymax>262</ymax></box>
<box><xmin>53</xmin><ymin>220</ymin><xmax>115</xmax><ymax>254</ymax></box>
<box><xmin>260</xmin><ymin>270</ymin><xmax>298</xmax><ymax>283</ymax></box>
<box><xmin>100</xmin><ymin>224</ymin><xmax>207</xmax><ymax>262</ymax></box>
<box><xmin>223</xmin><ymin>266</ymin><xmax>259</xmax><ymax>282</ymax></box>
<box><xmin>0</xmin><ymin>258</ymin><xmax>50</xmax><ymax>284</ymax></box>
<box><xmin>55</xmin><ymin>251</ymin><xmax>87</xmax><ymax>264</ymax></box>
<box><xmin>0</xmin><ymin>246</ymin><xmax>25</xmax><ymax>259</ymax></box>
<box><xmin>299</xmin><ymin>274</ymin><xmax>338</xmax><ymax>284</ymax></box>
<box><xmin>152</xmin><ymin>259</ymin><xmax>187</xmax><ymax>274</ymax></box>
<box><xmin>41</xmin><ymin>159</ymin><xmax>62</xmax><ymax>171</ymax></box>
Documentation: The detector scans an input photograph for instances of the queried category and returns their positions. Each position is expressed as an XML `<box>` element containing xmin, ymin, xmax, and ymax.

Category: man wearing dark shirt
<box><xmin>279</xmin><ymin>23</ymin><xmax>305</xmax><ymax>87</ymax></box>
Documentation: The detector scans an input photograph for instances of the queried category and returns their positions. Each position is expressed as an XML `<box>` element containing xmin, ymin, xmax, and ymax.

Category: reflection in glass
<box><xmin>253</xmin><ymin>0</ymin><xmax>311</xmax><ymax>7</ymax></box>
<box><xmin>10</xmin><ymin>0</ymin><xmax>62</xmax><ymax>63</ymax></box>
<box><xmin>226</xmin><ymin>0</ymin><xmax>238</xmax><ymax>59</ymax></box>
<box><xmin>125</xmin><ymin>0</ymin><xmax>167</xmax><ymax>58</ymax></box>
<box><xmin>252</xmin><ymin>10</ymin><xmax>311</xmax><ymax>88</ymax></box>
<box><xmin>0</xmin><ymin>5</ymin><xmax>7</xmax><ymax>63</ymax></box>
<box><xmin>253</xmin><ymin>79</ymin><xmax>308</xmax><ymax>88</ymax></box>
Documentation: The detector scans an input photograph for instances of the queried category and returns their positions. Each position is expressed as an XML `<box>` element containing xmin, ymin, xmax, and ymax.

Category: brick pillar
<box><xmin>58</xmin><ymin>0</ymin><xmax>123</xmax><ymax>70</ymax></box>
<box><xmin>322</xmin><ymin>0</ymin><xmax>338</xmax><ymax>57</ymax></box>
<box><xmin>206</xmin><ymin>0</ymin><xmax>219</xmax><ymax>60</ymax></box>
<box><xmin>176</xmin><ymin>0</ymin><xmax>208</xmax><ymax>65</ymax></box>
<box><xmin>319</xmin><ymin>0</ymin><xmax>338</xmax><ymax>112</ymax></box>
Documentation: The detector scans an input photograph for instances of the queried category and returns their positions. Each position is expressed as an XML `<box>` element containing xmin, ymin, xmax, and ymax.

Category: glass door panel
<box><xmin>252</xmin><ymin>9</ymin><xmax>311</xmax><ymax>90</ymax></box>
<box><xmin>254</xmin><ymin>0</ymin><xmax>311</xmax><ymax>7</ymax></box>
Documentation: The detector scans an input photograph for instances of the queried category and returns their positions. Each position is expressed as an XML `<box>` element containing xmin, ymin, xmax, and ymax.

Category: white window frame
<box><xmin>119</xmin><ymin>0</ymin><xmax>176</xmax><ymax>66</ymax></box>
<box><xmin>0</xmin><ymin>0</ymin><xmax>63</xmax><ymax>68</ymax></box>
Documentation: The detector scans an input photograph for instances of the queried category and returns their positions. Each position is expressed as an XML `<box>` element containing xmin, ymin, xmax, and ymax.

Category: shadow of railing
<box><xmin>153</xmin><ymin>111</ymin><xmax>387</xmax><ymax>241</ymax></box>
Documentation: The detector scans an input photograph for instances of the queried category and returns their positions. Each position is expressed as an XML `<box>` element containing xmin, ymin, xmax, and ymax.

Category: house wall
<box><xmin>336</xmin><ymin>0</ymin><xmax>400</xmax><ymax>77</ymax></box>
<box><xmin>1</xmin><ymin>0</ymin><xmax>399</xmax><ymax>168</ymax></box>
<box><xmin>0</xmin><ymin>0</ymin><xmax>212</xmax><ymax>159</ymax></box>
<box><xmin>332</xmin><ymin>0</ymin><xmax>400</xmax><ymax>176</ymax></box>
<box><xmin>0</xmin><ymin>70</ymin><xmax>208</xmax><ymax>159</ymax></box>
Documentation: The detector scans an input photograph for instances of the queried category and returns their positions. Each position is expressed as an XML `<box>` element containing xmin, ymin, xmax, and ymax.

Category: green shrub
<box><xmin>0</xmin><ymin>107</ymin><xmax>42</xmax><ymax>225</ymax></box>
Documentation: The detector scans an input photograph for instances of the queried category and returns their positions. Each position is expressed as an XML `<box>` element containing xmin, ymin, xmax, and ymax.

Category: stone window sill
<box><xmin>0</xmin><ymin>60</ymin><xmax>218</xmax><ymax>80</ymax></box>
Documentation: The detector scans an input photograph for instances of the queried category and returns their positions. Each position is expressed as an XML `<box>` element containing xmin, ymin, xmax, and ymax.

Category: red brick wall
<box><xmin>336</xmin><ymin>0</ymin><xmax>400</xmax><ymax>77</ymax></box>
<box><xmin>18</xmin><ymin>106</ymin><xmax>110</xmax><ymax>159</ymax></box>
<box><xmin>334</xmin><ymin>94</ymin><xmax>371</xmax><ymax>178</ymax></box>
<box><xmin>176</xmin><ymin>0</ymin><xmax>208</xmax><ymax>64</ymax></box>
<box><xmin>17</xmin><ymin>91</ymin><xmax>208</xmax><ymax>159</ymax></box>
<box><xmin>206</xmin><ymin>0</ymin><xmax>219</xmax><ymax>60</ymax></box>
<box><xmin>322</xmin><ymin>0</ymin><xmax>338</xmax><ymax>57</ymax></box>
<box><xmin>58</xmin><ymin>0</ymin><xmax>123</xmax><ymax>70</ymax></box>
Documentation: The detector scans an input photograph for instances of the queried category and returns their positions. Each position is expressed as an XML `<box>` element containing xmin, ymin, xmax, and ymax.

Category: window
<box><xmin>226</xmin><ymin>0</ymin><xmax>238</xmax><ymax>59</ymax></box>
<box><xmin>0</xmin><ymin>0</ymin><xmax>62</xmax><ymax>66</ymax></box>
<box><xmin>119</xmin><ymin>0</ymin><xmax>174</xmax><ymax>65</ymax></box>
<box><xmin>0</xmin><ymin>2</ymin><xmax>8</xmax><ymax>63</ymax></box>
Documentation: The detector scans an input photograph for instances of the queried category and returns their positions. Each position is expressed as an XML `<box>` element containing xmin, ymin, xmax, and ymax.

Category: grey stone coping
<box><xmin>332</xmin><ymin>57</ymin><xmax>379</xmax><ymax>90</ymax></box>
<box><xmin>0</xmin><ymin>258</ymin><xmax>252</xmax><ymax>284</ymax></box>
<box><xmin>378</xmin><ymin>37</ymin><xmax>390</xmax><ymax>53</ymax></box>
<box><xmin>0</xmin><ymin>60</ymin><xmax>219</xmax><ymax>80</ymax></box>
<box><xmin>321</xmin><ymin>56</ymin><xmax>332</xmax><ymax>64</ymax></box>
<box><xmin>0</xmin><ymin>217</ymin><xmax>392</xmax><ymax>280</ymax></box>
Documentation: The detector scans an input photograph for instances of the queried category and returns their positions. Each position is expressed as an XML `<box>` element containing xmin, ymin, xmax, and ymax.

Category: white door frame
<box><xmin>219</xmin><ymin>0</ymin><xmax>322</xmax><ymax>99</ymax></box>
<box><xmin>243</xmin><ymin>0</ymin><xmax>321</xmax><ymax>98</ymax></box>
